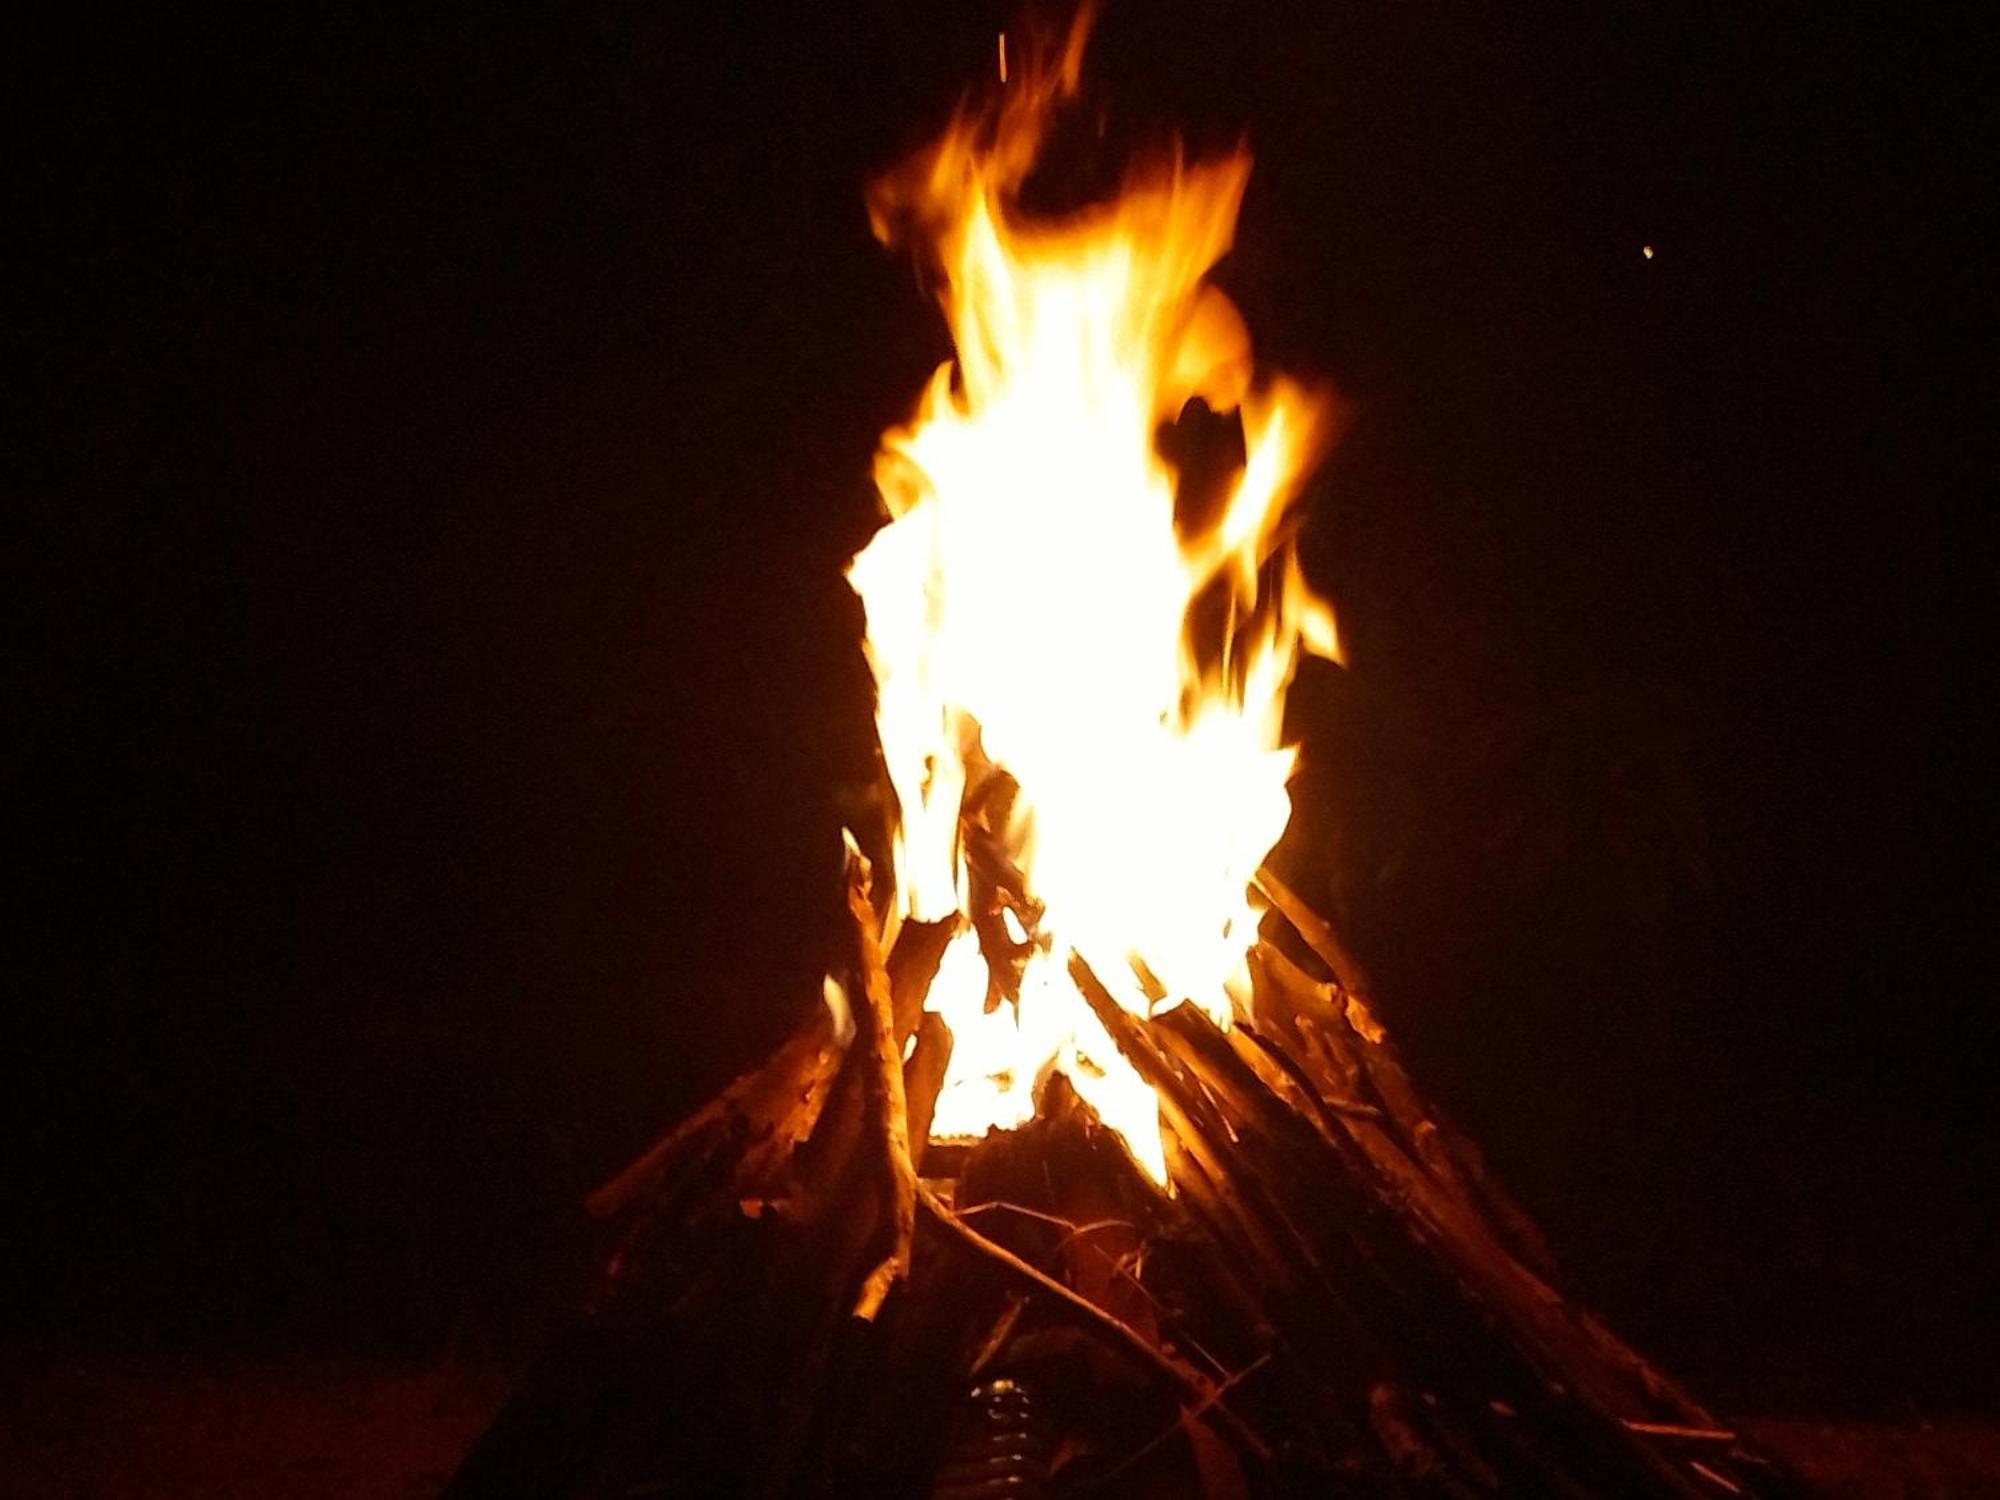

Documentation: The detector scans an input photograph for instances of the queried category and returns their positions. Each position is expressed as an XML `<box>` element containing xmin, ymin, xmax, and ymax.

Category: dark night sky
<box><xmin>13</xmin><ymin>1</ymin><xmax>1989</xmax><ymax>1414</ymax></box>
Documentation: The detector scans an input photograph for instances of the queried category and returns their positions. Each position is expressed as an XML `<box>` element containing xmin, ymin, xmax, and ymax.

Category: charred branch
<box><xmin>452</xmin><ymin>883</ymin><xmax>1814</xmax><ymax>1500</ymax></box>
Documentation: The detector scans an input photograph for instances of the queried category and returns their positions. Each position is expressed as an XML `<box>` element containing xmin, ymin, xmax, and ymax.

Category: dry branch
<box><xmin>888</xmin><ymin>916</ymin><xmax>959</xmax><ymax>1044</ymax></box>
<box><xmin>845</xmin><ymin>845</ymin><xmax>918</xmax><ymax>1321</ymax></box>
<box><xmin>902</xmin><ymin>1011</ymin><xmax>953</xmax><ymax>1168</ymax></box>
<box><xmin>1254</xmin><ymin>864</ymin><xmax>1376</xmax><ymax>998</ymax></box>
<box><xmin>585</xmin><ymin>1007</ymin><xmax>840</xmax><ymax>1221</ymax></box>
<box><xmin>457</xmin><ymin>854</ymin><xmax>1812</xmax><ymax>1500</ymax></box>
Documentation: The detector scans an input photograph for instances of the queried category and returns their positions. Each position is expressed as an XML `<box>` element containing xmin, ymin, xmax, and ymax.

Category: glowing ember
<box><xmin>843</xmin><ymin>21</ymin><xmax>1336</xmax><ymax>1179</ymax></box>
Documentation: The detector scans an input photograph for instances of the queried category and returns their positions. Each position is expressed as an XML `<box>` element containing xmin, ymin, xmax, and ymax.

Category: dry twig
<box><xmin>916</xmin><ymin>1185</ymin><xmax>1275</xmax><ymax>1468</ymax></box>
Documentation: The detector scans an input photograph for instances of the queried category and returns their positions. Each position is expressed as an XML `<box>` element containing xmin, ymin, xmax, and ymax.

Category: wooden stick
<box><xmin>846</xmin><ymin>845</ymin><xmax>917</xmax><ymax>1321</ymax></box>
<box><xmin>1083</xmin><ymin>1350</ymin><xmax>1273</xmax><ymax>1493</ymax></box>
<box><xmin>1067</xmin><ymin>954</ymin><xmax>1319</xmax><ymax>1291</ymax></box>
<box><xmin>1254</xmin><ymin>864</ymin><xmax>1376</xmax><ymax>998</ymax></box>
<box><xmin>916</xmin><ymin>1185</ymin><xmax>1275</xmax><ymax>1468</ymax></box>
<box><xmin>1257</xmin><ymin>937</ymin><xmax>1575</xmax><ymax>1289</ymax></box>
<box><xmin>585</xmin><ymin>1008</ymin><xmax>837</xmax><ymax>1219</ymax></box>
<box><xmin>962</xmin><ymin>819</ymin><xmax>1037</xmax><ymax>916</ymax></box>
<box><xmin>1623</xmin><ymin>1421</ymin><xmax>1739</xmax><ymax>1443</ymax></box>
<box><xmin>902</xmin><ymin>1011</ymin><xmax>953</xmax><ymax>1167</ymax></box>
<box><xmin>888</xmin><ymin>916</ymin><xmax>959</xmax><ymax>1045</ymax></box>
<box><xmin>1233</xmin><ymin>1020</ymin><xmax>1381</xmax><ymax>1126</ymax></box>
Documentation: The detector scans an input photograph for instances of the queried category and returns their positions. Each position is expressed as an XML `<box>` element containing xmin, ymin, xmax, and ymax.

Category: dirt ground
<box><xmin>0</xmin><ymin>1352</ymin><xmax>505</xmax><ymax>1500</ymax></box>
<box><xmin>4</xmin><ymin>1350</ymin><xmax>1998</xmax><ymax>1500</ymax></box>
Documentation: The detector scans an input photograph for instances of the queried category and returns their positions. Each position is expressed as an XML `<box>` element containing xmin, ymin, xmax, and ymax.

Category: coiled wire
<box><xmin>928</xmin><ymin>1377</ymin><xmax>1054</xmax><ymax>1500</ymax></box>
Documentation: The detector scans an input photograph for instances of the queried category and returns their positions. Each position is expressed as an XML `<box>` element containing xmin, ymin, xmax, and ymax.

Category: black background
<box><xmin>14</xmin><ymin>1</ymin><xmax>1989</xmax><ymax>1416</ymax></box>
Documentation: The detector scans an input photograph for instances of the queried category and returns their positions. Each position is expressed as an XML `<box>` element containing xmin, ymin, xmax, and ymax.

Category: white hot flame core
<box><xmin>846</xmin><ymin>40</ymin><xmax>1336</xmax><ymax>1179</ymax></box>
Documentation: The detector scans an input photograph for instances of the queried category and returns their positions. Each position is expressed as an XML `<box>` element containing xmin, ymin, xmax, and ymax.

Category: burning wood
<box><xmin>446</xmin><ymin>19</ymin><xmax>1813</xmax><ymax>1500</ymax></box>
<box><xmin>451</xmin><ymin>863</ymin><xmax>1810</xmax><ymax>1497</ymax></box>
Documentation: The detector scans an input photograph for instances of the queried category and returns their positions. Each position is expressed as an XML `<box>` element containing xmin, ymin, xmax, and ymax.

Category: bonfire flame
<box><xmin>845</xmin><ymin>22</ymin><xmax>1336</xmax><ymax>1180</ymax></box>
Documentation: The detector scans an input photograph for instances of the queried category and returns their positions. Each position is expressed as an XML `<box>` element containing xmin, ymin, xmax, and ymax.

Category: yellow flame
<box><xmin>846</xmin><ymin>30</ymin><xmax>1335</xmax><ymax>1179</ymax></box>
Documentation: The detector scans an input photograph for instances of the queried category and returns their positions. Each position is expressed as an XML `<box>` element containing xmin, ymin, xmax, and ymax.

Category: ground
<box><xmin>0</xmin><ymin>1351</ymin><xmax>505</xmax><ymax>1500</ymax></box>
<box><xmin>3</xmin><ymin>1350</ymin><xmax>1997</xmax><ymax>1499</ymax></box>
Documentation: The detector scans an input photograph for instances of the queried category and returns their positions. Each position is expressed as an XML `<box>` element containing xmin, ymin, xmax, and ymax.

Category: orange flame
<box><xmin>845</xmin><ymin>24</ymin><xmax>1336</xmax><ymax>1179</ymax></box>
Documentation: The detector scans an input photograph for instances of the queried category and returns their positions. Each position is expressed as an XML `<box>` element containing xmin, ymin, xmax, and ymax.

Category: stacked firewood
<box><xmin>444</xmin><ymin>807</ymin><xmax>1814</xmax><ymax>1499</ymax></box>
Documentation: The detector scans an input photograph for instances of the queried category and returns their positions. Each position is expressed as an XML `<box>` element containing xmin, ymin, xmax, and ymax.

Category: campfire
<box><xmin>448</xmin><ymin>22</ymin><xmax>1809</xmax><ymax>1500</ymax></box>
